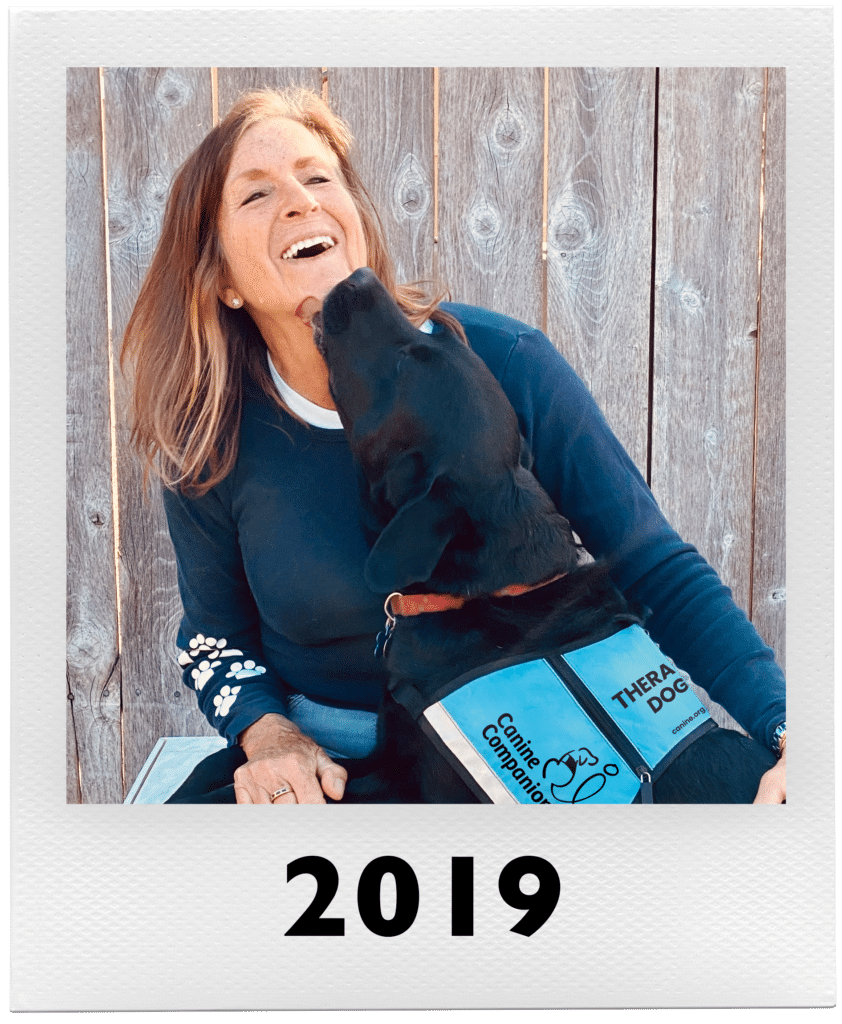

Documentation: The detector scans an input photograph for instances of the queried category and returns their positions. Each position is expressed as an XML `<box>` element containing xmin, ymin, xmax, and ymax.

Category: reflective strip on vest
<box><xmin>421</xmin><ymin>625</ymin><xmax>710</xmax><ymax>805</ymax></box>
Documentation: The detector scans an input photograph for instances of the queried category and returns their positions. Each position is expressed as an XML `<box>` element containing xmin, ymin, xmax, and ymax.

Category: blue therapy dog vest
<box><xmin>403</xmin><ymin>624</ymin><xmax>714</xmax><ymax>804</ymax></box>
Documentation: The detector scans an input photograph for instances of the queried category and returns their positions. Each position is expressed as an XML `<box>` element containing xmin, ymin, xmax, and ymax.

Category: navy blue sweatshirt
<box><xmin>163</xmin><ymin>304</ymin><xmax>786</xmax><ymax>752</ymax></box>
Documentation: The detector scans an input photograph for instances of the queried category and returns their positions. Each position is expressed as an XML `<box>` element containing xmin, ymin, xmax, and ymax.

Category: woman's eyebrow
<box><xmin>229</xmin><ymin>156</ymin><xmax>332</xmax><ymax>185</ymax></box>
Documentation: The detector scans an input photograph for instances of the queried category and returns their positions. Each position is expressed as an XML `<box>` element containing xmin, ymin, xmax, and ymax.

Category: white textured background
<box><xmin>10</xmin><ymin>5</ymin><xmax>834</xmax><ymax>1012</ymax></box>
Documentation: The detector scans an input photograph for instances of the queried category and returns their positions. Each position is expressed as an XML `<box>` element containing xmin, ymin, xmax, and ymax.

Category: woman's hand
<box><xmin>234</xmin><ymin>713</ymin><xmax>347</xmax><ymax>805</ymax></box>
<box><xmin>753</xmin><ymin>737</ymin><xmax>786</xmax><ymax>803</ymax></box>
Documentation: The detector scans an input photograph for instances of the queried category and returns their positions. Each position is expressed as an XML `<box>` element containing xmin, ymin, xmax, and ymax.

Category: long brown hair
<box><xmin>121</xmin><ymin>86</ymin><xmax>466</xmax><ymax>496</ymax></box>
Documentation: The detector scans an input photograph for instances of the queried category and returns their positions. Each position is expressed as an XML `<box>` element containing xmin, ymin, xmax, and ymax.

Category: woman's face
<box><xmin>217</xmin><ymin>116</ymin><xmax>368</xmax><ymax>324</ymax></box>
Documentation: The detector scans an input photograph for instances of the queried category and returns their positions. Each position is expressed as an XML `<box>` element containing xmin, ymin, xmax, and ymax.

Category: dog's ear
<box><xmin>376</xmin><ymin>449</ymin><xmax>427</xmax><ymax>509</ymax></box>
<box><xmin>364</xmin><ymin>483</ymin><xmax>455</xmax><ymax>593</ymax></box>
<box><xmin>458</xmin><ymin>464</ymin><xmax>580</xmax><ymax>594</ymax></box>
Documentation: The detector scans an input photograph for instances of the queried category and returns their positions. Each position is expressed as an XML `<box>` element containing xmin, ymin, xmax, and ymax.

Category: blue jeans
<box><xmin>285</xmin><ymin>692</ymin><xmax>378</xmax><ymax>760</ymax></box>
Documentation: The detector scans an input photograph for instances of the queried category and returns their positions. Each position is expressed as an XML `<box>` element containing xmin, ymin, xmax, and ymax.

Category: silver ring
<box><xmin>270</xmin><ymin>784</ymin><xmax>292</xmax><ymax>802</ymax></box>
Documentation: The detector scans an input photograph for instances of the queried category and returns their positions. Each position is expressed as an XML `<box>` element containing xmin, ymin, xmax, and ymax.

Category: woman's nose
<box><xmin>283</xmin><ymin>178</ymin><xmax>320</xmax><ymax>217</ymax></box>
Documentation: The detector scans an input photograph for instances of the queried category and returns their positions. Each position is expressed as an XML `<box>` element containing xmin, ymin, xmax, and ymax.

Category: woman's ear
<box><xmin>219</xmin><ymin>287</ymin><xmax>243</xmax><ymax>309</ymax></box>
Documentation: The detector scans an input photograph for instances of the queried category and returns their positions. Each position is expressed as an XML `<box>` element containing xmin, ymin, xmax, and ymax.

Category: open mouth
<box><xmin>281</xmin><ymin>235</ymin><xmax>337</xmax><ymax>260</ymax></box>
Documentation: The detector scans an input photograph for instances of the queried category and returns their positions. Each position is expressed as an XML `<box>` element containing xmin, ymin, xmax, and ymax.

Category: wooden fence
<box><xmin>66</xmin><ymin>67</ymin><xmax>785</xmax><ymax>803</ymax></box>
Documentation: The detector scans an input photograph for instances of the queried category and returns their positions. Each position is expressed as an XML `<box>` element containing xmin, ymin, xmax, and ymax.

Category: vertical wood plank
<box><xmin>546</xmin><ymin>67</ymin><xmax>655</xmax><ymax>473</ymax></box>
<box><xmin>438</xmin><ymin>68</ymin><xmax>544</xmax><ymax>325</ymax></box>
<box><xmin>66</xmin><ymin>67</ymin><xmax>123</xmax><ymax>803</ymax></box>
<box><xmin>104</xmin><ymin>68</ymin><xmax>219</xmax><ymax>794</ymax></box>
<box><xmin>652</xmin><ymin>68</ymin><xmax>765</xmax><ymax>615</ymax></box>
<box><xmin>216</xmin><ymin>67</ymin><xmax>323</xmax><ymax>119</ymax></box>
<box><xmin>751</xmin><ymin>68</ymin><xmax>786</xmax><ymax>669</ymax></box>
<box><xmin>653</xmin><ymin>68</ymin><xmax>766</xmax><ymax>731</ymax></box>
<box><xmin>328</xmin><ymin>68</ymin><xmax>435</xmax><ymax>287</ymax></box>
<box><xmin>65</xmin><ymin>678</ymin><xmax>81</xmax><ymax>803</ymax></box>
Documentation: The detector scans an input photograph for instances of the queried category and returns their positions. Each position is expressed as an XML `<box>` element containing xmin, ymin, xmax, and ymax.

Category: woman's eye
<box><xmin>307</xmin><ymin>175</ymin><xmax>329</xmax><ymax>185</ymax></box>
<box><xmin>242</xmin><ymin>190</ymin><xmax>267</xmax><ymax>206</ymax></box>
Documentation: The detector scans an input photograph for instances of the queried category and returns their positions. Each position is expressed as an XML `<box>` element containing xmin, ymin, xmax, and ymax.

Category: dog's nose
<box><xmin>322</xmin><ymin>268</ymin><xmax>383</xmax><ymax>335</ymax></box>
<box><xmin>322</xmin><ymin>286</ymin><xmax>352</xmax><ymax>335</ymax></box>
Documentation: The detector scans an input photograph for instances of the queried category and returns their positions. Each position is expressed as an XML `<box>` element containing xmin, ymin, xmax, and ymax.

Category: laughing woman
<box><xmin>121</xmin><ymin>87</ymin><xmax>786</xmax><ymax>804</ymax></box>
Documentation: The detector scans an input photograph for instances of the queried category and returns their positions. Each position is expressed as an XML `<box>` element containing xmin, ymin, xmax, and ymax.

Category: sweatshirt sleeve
<box><xmin>498</xmin><ymin>325</ymin><xmax>786</xmax><ymax>753</ymax></box>
<box><xmin>162</xmin><ymin>481</ymin><xmax>291</xmax><ymax>745</ymax></box>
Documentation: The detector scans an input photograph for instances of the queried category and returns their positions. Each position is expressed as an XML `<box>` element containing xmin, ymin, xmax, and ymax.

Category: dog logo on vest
<box><xmin>542</xmin><ymin>749</ymin><xmax>621</xmax><ymax>804</ymax></box>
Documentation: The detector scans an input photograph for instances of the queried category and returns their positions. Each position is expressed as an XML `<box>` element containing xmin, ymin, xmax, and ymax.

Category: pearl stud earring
<box><xmin>230</xmin><ymin>297</ymin><xmax>242</xmax><ymax>308</ymax></box>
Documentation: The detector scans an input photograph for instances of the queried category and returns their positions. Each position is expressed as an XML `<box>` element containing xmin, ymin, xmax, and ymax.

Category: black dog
<box><xmin>315</xmin><ymin>268</ymin><xmax>776</xmax><ymax>804</ymax></box>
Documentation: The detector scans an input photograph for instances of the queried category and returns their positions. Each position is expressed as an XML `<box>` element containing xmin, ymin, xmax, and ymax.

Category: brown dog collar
<box><xmin>385</xmin><ymin>573</ymin><xmax>567</xmax><ymax>619</ymax></box>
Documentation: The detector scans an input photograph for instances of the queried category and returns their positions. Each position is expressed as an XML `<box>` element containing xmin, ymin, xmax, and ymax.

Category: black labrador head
<box><xmin>317</xmin><ymin>267</ymin><xmax>579</xmax><ymax>596</ymax></box>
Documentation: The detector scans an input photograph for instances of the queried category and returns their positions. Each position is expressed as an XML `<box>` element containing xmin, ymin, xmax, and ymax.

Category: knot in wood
<box><xmin>392</xmin><ymin>154</ymin><xmax>431</xmax><ymax>221</ymax></box>
<box><xmin>143</xmin><ymin>171</ymin><xmax>170</xmax><ymax>210</ymax></box>
<box><xmin>106</xmin><ymin>195</ymin><xmax>131</xmax><ymax>242</ymax></box>
<box><xmin>156</xmin><ymin>72</ymin><xmax>189</xmax><ymax>109</ymax></box>
<box><xmin>401</xmin><ymin>186</ymin><xmax>422</xmax><ymax>214</ymax></box>
<box><xmin>67</xmin><ymin>625</ymin><xmax>109</xmax><ymax>674</ymax></box>
<box><xmin>468</xmin><ymin>199</ymin><xmax>501</xmax><ymax>245</ymax></box>
<box><xmin>679</xmin><ymin>286</ymin><xmax>703</xmax><ymax>312</ymax></box>
<box><xmin>493</xmin><ymin>109</ymin><xmax>523</xmax><ymax>151</ymax></box>
<box><xmin>770</xmin><ymin>588</ymin><xmax>786</xmax><ymax>603</ymax></box>
<box><xmin>548</xmin><ymin>192</ymin><xmax>594</xmax><ymax>258</ymax></box>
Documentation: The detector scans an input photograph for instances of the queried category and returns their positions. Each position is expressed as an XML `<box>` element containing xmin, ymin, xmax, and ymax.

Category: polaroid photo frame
<box><xmin>11</xmin><ymin>6</ymin><xmax>834</xmax><ymax>1012</ymax></box>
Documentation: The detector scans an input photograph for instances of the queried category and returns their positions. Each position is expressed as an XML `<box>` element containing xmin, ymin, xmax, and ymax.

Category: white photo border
<box><xmin>11</xmin><ymin>6</ymin><xmax>834</xmax><ymax>1011</ymax></box>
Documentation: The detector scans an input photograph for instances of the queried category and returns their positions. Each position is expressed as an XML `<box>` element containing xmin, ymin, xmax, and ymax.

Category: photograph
<box><xmin>67</xmin><ymin>65</ymin><xmax>787</xmax><ymax>808</ymax></box>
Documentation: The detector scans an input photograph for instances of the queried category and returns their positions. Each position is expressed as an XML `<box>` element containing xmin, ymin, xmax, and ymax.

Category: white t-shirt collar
<box><xmin>266</xmin><ymin>319</ymin><xmax>435</xmax><ymax>429</ymax></box>
<box><xmin>266</xmin><ymin>352</ymin><xmax>343</xmax><ymax>429</ymax></box>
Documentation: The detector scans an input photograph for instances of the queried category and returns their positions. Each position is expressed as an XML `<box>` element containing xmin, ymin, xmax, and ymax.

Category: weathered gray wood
<box><xmin>66</xmin><ymin>67</ymin><xmax>123</xmax><ymax>803</ymax></box>
<box><xmin>104</xmin><ymin>68</ymin><xmax>219</xmax><ymax>792</ymax></box>
<box><xmin>66</xmin><ymin>677</ymin><xmax>81</xmax><ymax>803</ymax></box>
<box><xmin>653</xmin><ymin>68</ymin><xmax>766</xmax><ymax>732</ymax></box>
<box><xmin>652</xmin><ymin>68</ymin><xmax>765</xmax><ymax>613</ymax></box>
<box><xmin>71</xmin><ymin>66</ymin><xmax>786</xmax><ymax>798</ymax></box>
<box><xmin>546</xmin><ymin>67</ymin><xmax>655</xmax><ymax>474</ymax></box>
<box><xmin>328</xmin><ymin>68</ymin><xmax>435</xmax><ymax>287</ymax></box>
<box><xmin>438</xmin><ymin>68</ymin><xmax>544</xmax><ymax>326</ymax></box>
<box><xmin>217</xmin><ymin>67</ymin><xmax>323</xmax><ymax>120</ymax></box>
<box><xmin>751</xmin><ymin>67</ymin><xmax>786</xmax><ymax>670</ymax></box>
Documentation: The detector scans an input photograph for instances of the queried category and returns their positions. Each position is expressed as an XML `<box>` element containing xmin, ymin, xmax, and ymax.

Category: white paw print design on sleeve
<box><xmin>178</xmin><ymin>634</ymin><xmax>244</xmax><ymax>667</ymax></box>
<box><xmin>191</xmin><ymin>659</ymin><xmax>222</xmax><ymax>691</ymax></box>
<box><xmin>214</xmin><ymin>684</ymin><xmax>242</xmax><ymax>717</ymax></box>
<box><xmin>225</xmin><ymin>659</ymin><xmax>268</xmax><ymax>681</ymax></box>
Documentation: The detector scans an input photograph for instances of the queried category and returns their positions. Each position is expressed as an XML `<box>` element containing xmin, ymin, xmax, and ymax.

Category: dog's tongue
<box><xmin>295</xmin><ymin>296</ymin><xmax>322</xmax><ymax>325</ymax></box>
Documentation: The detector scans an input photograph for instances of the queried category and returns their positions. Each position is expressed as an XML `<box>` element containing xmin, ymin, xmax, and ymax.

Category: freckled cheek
<box><xmin>227</xmin><ymin>235</ymin><xmax>273</xmax><ymax>289</ymax></box>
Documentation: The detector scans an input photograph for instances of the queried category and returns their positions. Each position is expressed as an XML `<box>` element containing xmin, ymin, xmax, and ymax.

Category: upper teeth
<box><xmin>281</xmin><ymin>236</ymin><xmax>336</xmax><ymax>259</ymax></box>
